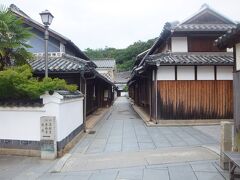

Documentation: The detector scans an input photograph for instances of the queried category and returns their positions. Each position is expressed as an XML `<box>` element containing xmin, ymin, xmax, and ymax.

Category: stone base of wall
<box><xmin>0</xmin><ymin>139</ymin><xmax>40</xmax><ymax>157</ymax></box>
<box><xmin>57</xmin><ymin>124</ymin><xmax>84</xmax><ymax>157</ymax></box>
<box><xmin>0</xmin><ymin>148</ymin><xmax>40</xmax><ymax>157</ymax></box>
<box><xmin>0</xmin><ymin>125</ymin><xmax>84</xmax><ymax>157</ymax></box>
<box><xmin>132</xmin><ymin>103</ymin><xmax>233</xmax><ymax>126</ymax></box>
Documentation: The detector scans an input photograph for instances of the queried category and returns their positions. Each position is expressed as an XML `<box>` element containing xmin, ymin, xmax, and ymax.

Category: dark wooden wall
<box><xmin>86</xmin><ymin>79</ymin><xmax>97</xmax><ymax>115</ymax></box>
<box><xmin>156</xmin><ymin>80</ymin><xmax>233</xmax><ymax>119</ymax></box>
<box><xmin>129</xmin><ymin>78</ymin><xmax>151</xmax><ymax>109</ymax></box>
<box><xmin>86</xmin><ymin>77</ymin><xmax>114</xmax><ymax>115</ymax></box>
<box><xmin>188</xmin><ymin>37</ymin><xmax>226</xmax><ymax>52</ymax></box>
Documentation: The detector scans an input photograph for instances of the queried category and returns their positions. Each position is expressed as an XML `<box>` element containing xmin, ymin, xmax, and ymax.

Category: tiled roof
<box><xmin>216</xmin><ymin>24</ymin><xmax>240</xmax><ymax>49</ymax></box>
<box><xmin>173</xmin><ymin>24</ymin><xmax>236</xmax><ymax>32</ymax></box>
<box><xmin>146</xmin><ymin>52</ymin><xmax>233</xmax><ymax>65</ymax></box>
<box><xmin>57</xmin><ymin>90</ymin><xmax>84</xmax><ymax>99</ymax></box>
<box><xmin>30</xmin><ymin>53</ymin><xmax>86</xmax><ymax>73</ymax></box>
<box><xmin>179</xmin><ymin>4</ymin><xmax>236</xmax><ymax>25</ymax></box>
<box><xmin>115</xmin><ymin>71</ymin><xmax>131</xmax><ymax>83</ymax></box>
<box><xmin>93</xmin><ymin>59</ymin><xmax>116</xmax><ymax>68</ymax></box>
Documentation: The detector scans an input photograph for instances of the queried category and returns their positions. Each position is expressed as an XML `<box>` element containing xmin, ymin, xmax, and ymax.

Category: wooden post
<box><xmin>155</xmin><ymin>69</ymin><xmax>158</xmax><ymax>124</ymax></box>
<box><xmin>149</xmin><ymin>71</ymin><xmax>152</xmax><ymax>121</ymax></box>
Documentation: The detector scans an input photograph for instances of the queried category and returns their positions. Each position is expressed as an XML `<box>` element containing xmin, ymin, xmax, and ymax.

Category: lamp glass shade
<box><xmin>40</xmin><ymin>10</ymin><xmax>54</xmax><ymax>26</ymax></box>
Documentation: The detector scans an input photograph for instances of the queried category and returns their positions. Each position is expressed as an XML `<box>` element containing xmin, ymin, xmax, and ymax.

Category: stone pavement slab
<box><xmin>143</xmin><ymin>169</ymin><xmax>169</xmax><ymax>180</ymax></box>
<box><xmin>59</xmin><ymin>147</ymin><xmax>218</xmax><ymax>172</ymax></box>
<box><xmin>117</xmin><ymin>167</ymin><xmax>143</xmax><ymax>180</ymax></box>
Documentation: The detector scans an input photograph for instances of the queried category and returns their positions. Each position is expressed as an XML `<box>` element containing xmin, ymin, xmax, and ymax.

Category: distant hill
<box><xmin>84</xmin><ymin>38</ymin><xmax>156</xmax><ymax>71</ymax></box>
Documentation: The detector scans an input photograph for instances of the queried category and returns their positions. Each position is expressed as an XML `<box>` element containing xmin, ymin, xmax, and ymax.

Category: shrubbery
<box><xmin>0</xmin><ymin>65</ymin><xmax>77</xmax><ymax>100</ymax></box>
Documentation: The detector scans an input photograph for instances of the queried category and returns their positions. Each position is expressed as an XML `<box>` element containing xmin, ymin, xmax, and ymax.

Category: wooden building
<box><xmin>10</xmin><ymin>4</ymin><xmax>115</xmax><ymax>116</ymax></box>
<box><xmin>128</xmin><ymin>4</ymin><xmax>235</xmax><ymax>121</ymax></box>
<box><xmin>31</xmin><ymin>53</ymin><xmax>115</xmax><ymax>115</ymax></box>
<box><xmin>216</xmin><ymin>24</ymin><xmax>240</xmax><ymax>132</ymax></box>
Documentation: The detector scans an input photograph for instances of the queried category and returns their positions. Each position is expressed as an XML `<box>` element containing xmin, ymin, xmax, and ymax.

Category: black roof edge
<box><xmin>146</xmin><ymin>60</ymin><xmax>234</xmax><ymax>66</ymax></box>
<box><xmin>215</xmin><ymin>23</ymin><xmax>240</xmax><ymax>49</ymax></box>
<box><xmin>138</xmin><ymin>22</ymin><xmax>173</xmax><ymax>67</ymax></box>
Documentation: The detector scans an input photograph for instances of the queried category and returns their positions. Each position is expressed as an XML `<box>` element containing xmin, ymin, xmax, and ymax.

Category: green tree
<box><xmin>84</xmin><ymin>38</ymin><xmax>156</xmax><ymax>71</ymax></box>
<box><xmin>0</xmin><ymin>7</ymin><xmax>32</xmax><ymax>70</ymax></box>
<box><xmin>0</xmin><ymin>65</ymin><xmax>77</xmax><ymax>100</ymax></box>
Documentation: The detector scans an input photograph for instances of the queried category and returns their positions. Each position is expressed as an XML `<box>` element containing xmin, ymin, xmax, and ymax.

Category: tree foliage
<box><xmin>0</xmin><ymin>7</ymin><xmax>33</xmax><ymax>70</ymax></box>
<box><xmin>0</xmin><ymin>65</ymin><xmax>77</xmax><ymax>100</ymax></box>
<box><xmin>84</xmin><ymin>39</ymin><xmax>156</xmax><ymax>71</ymax></box>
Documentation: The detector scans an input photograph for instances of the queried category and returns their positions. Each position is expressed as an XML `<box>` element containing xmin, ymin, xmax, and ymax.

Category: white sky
<box><xmin>1</xmin><ymin>0</ymin><xmax>240</xmax><ymax>50</ymax></box>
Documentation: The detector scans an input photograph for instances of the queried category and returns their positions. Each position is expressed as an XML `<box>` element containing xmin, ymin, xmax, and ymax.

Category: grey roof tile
<box><xmin>173</xmin><ymin>24</ymin><xmax>236</xmax><ymax>32</ymax></box>
<box><xmin>57</xmin><ymin>90</ymin><xmax>84</xmax><ymax>99</ymax></box>
<box><xmin>93</xmin><ymin>59</ymin><xmax>116</xmax><ymax>68</ymax></box>
<box><xmin>146</xmin><ymin>52</ymin><xmax>233</xmax><ymax>65</ymax></box>
<box><xmin>30</xmin><ymin>53</ymin><xmax>86</xmax><ymax>72</ymax></box>
<box><xmin>115</xmin><ymin>71</ymin><xmax>131</xmax><ymax>83</ymax></box>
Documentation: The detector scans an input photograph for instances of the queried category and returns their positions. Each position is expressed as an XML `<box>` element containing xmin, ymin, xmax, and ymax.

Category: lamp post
<box><xmin>40</xmin><ymin>10</ymin><xmax>54</xmax><ymax>78</ymax></box>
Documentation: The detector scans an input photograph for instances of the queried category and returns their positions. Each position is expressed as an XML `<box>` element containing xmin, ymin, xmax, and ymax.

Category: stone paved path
<box><xmin>72</xmin><ymin>97</ymin><xmax>219</xmax><ymax>155</ymax></box>
<box><xmin>0</xmin><ymin>97</ymin><xmax>229</xmax><ymax>179</ymax></box>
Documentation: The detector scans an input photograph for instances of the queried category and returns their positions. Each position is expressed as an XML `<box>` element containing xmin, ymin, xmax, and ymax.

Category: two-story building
<box><xmin>9</xmin><ymin>4</ymin><xmax>115</xmax><ymax>115</ymax></box>
<box><xmin>128</xmin><ymin>4</ymin><xmax>236</xmax><ymax>123</ymax></box>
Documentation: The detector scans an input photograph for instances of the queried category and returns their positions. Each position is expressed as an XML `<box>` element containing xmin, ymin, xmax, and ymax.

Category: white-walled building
<box><xmin>93</xmin><ymin>59</ymin><xmax>116</xmax><ymax>82</ymax></box>
<box><xmin>129</xmin><ymin>4</ymin><xmax>235</xmax><ymax>121</ymax></box>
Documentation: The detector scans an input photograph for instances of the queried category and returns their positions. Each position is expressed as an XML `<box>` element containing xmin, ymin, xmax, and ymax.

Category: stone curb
<box><xmin>50</xmin><ymin>153</ymin><xmax>72</xmax><ymax>173</ymax></box>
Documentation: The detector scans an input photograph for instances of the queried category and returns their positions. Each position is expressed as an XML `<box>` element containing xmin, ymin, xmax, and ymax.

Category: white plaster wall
<box><xmin>236</xmin><ymin>43</ymin><xmax>240</xmax><ymax>71</ymax></box>
<box><xmin>177</xmin><ymin>66</ymin><xmax>195</xmax><ymax>80</ymax></box>
<box><xmin>97</xmin><ymin>69</ymin><xmax>109</xmax><ymax>74</ymax></box>
<box><xmin>0</xmin><ymin>107</ymin><xmax>44</xmax><ymax>141</ymax></box>
<box><xmin>217</xmin><ymin>66</ymin><xmax>233</xmax><ymax>80</ymax></box>
<box><xmin>97</xmin><ymin>68</ymin><xmax>114</xmax><ymax>80</ymax></box>
<box><xmin>58</xmin><ymin>99</ymin><xmax>83</xmax><ymax>141</ymax></box>
<box><xmin>197</xmin><ymin>66</ymin><xmax>215</xmax><ymax>80</ymax></box>
<box><xmin>121</xmin><ymin>92</ymin><xmax>129</xmax><ymax>97</ymax></box>
<box><xmin>0</xmin><ymin>92</ymin><xmax>84</xmax><ymax>142</ymax></box>
<box><xmin>171</xmin><ymin>37</ymin><xmax>188</xmax><ymax>52</ymax></box>
<box><xmin>157</xmin><ymin>66</ymin><xmax>175</xmax><ymax>80</ymax></box>
<box><xmin>227</xmin><ymin>48</ymin><xmax>233</xmax><ymax>52</ymax></box>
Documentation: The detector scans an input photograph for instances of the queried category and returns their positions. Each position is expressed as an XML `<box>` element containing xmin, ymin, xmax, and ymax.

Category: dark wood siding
<box><xmin>86</xmin><ymin>77</ymin><xmax>114</xmax><ymax>115</ymax></box>
<box><xmin>188</xmin><ymin>37</ymin><xmax>226</xmax><ymax>52</ymax></box>
<box><xmin>128</xmin><ymin>72</ymin><xmax>152</xmax><ymax>115</ymax></box>
<box><xmin>157</xmin><ymin>80</ymin><xmax>233</xmax><ymax>119</ymax></box>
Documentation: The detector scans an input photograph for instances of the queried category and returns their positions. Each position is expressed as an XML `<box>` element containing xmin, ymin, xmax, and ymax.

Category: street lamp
<box><xmin>40</xmin><ymin>10</ymin><xmax>54</xmax><ymax>78</ymax></box>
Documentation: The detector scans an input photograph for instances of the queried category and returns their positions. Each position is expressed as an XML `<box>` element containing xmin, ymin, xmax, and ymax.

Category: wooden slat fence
<box><xmin>157</xmin><ymin>80</ymin><xmax>233</xmax><ymax>119</ymax></box>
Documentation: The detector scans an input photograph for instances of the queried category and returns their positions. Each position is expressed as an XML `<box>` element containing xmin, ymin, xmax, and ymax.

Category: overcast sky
<box><xmin>1</xmin><ymin>0</ymin><xmax>240</xmax><ymax>50</ymax></box>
